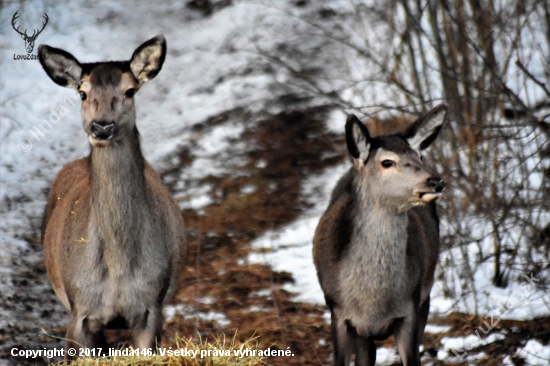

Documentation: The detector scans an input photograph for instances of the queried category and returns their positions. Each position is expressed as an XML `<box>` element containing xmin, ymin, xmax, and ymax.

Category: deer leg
<box><xmin>393</xmin><ymin>314</ymin><xmax>421</xmax><ymax>366</ymax></box>
<box><xmin>65</xmin><ymin>313</ymin><xmax>107</xmax><ymax>360</ymax></box>
<box><xmin>331</xmin><ymin>313</ymin><xmax>353</xmax><ymax>366</ymax></box>
<box><xmin>415</xmin><ymin>297</ymin><xmax>432</xmax><ymax>360</ymax></box>
<box><xmin>133</xmin><ymin>307</ymin><xmax>163</xmax><ymax>351</ymax></box>
<box><xmin>354</xmin><ymin>336</ymin><xmax>376</xmax><ymax>366</ymax></box>
<box><xmin>417</xmin><ymin>296</ymin><xmax>430</xmax><ymax>346</ymax></box>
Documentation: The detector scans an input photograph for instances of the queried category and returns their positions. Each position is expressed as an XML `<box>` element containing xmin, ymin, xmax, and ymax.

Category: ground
<box><xmin>1</xmin><ymin>1</ymin><xmax>549</xmax><ymax>365</ymax></box>
<box><xmin>3</xmin><ymin>103</ymin><xmax>550</xmax><ymax>365</ymax></box>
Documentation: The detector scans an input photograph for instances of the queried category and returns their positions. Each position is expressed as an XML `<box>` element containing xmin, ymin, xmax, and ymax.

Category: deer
<box><xmin>313</xmin><ymin>104</ymin><xmax>448</xmax><ymax>366</ymax></box>
<box><xmin>12</xmin><ymin>11</ymin><xmax>48</xmax><ymax>53</ymax></box>
<box><xmin>38</xmin><ymin>35</ymin><xmax>186</xmax><ymax>358</ymax></box>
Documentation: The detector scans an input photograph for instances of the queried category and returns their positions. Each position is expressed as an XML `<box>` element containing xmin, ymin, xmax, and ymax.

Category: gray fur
<box><xmin>339</xmin><ymin>186</ymin><xmax>410</xmax><ymax>337</ymax></box>
<box><xmin>313</xmin><ymin>104</ymin><xmax>448</xmax><ymax>366</ymax></box>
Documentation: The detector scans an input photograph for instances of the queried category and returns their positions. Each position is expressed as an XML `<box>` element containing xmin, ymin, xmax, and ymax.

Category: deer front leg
<box><xmin>65</xmin><ymin>313</ymin><xmax>107</xmax><ymax>360</ymax></box>
<box><xmin>133</xmin><ymin>306</ymin><xmax>163</xmax><ymax>351</ymax></box>
<box><xmin>331</xmin><ymin>314</ymin><xmax>354</xmax><ymax>366</ymax></box>
<box><xmin>393</xmin><ymin>313</ymin><xmax>421</xmax><ymax>366</ymax></box>
<box><xmin>417</xmin><ymin>296</ymin><xmax>430</xmax><ymax>345</ymax></box>
<box><xmin>354</xmin><ymin>336</ymin><xmax>376</xmax><ymax>366</ymax></box>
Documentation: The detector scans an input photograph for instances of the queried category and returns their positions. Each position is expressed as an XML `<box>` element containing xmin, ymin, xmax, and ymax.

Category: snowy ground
<box><xmin>246</xmin><ymin>77</ymin><xmax>550</xmax><ymax>365</ymax></box>
<box><xmin>249</xmin><ymin>164</ymin><xmax>550</xmax><ymax>364</ymax></box>
<box><xmin>248</xmin><ymin>157</ymin><xmax>550</xmax><ymax>364</ymax></box>
<box><xmin>1</xmin><ymin>1</ymin><xmax>549</xmax><ymax>365</ymax></box>
<box><xmin>0</xmin><ymin>0</ymin><xmax>299</xmax><ymax>359</ymax></box>
<box><xmin>247</xmin><ymin>102</ymin><xmax>550</xmax><ymax>363</ymax></box>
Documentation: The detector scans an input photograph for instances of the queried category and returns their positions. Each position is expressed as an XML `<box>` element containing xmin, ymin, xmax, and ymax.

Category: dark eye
<box><xmin>125</xmin><ymin>88</ymin><xmax>136</xmax><ymax>98</ymax></box>
<box><xmin>381</xmin><ymin>160</ymin><xmax>394</xmax><ymax>168</ymax></box>
<box><xmin>79</xmin><ymin>91</ymin><xmax>87</xmax><ymax>101</ymax></box>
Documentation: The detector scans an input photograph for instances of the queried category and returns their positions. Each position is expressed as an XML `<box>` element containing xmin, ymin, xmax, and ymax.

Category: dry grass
<box><xmin>159</xmin><ymin>104</ymin><xmax>343</xmax><ymax>365</ymax></box>
<box><xmin>62</xmin><ymin>334</ymin><xmax>266</xmax><ymax>366</ymax></box>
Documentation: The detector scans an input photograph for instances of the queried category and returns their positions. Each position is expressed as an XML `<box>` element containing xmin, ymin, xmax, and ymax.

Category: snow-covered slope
<box><xmin>0</xmin><ymin>0</ymin><xmax>301</xmax><ymax>353</ymax></box>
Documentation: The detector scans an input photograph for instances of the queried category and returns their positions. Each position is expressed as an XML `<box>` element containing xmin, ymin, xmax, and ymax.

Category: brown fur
<box><xmin>39</xmin><ymin>35</ymin><xmax>186</xmax><ymax>359</ymax></box>
<box><xmin>365</xmin><ymin>115</ymin><xmax>413</xmax><ymax>137</ymax></box>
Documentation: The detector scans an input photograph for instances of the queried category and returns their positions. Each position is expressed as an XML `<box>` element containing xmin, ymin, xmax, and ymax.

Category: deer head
<box><xmin>12</xmin><ymin>11</ymin><xmax>48</xmax><ymax>54</ymax></box>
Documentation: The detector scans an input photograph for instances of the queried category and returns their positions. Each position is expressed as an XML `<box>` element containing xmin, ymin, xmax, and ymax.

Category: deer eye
<box><xmin>78</xmin><ymin>91</ymin><xmax>87</xmax><ymax>101</ymax></box>
<box><xmin>125</xmin><ymin>88</ymin><xmax>136</xmax><ymax>98</ymax></box>
<box><xmin>381</xmin><ymin>160</ymin><xmax>394</xmax><ymax>169</ymax></box>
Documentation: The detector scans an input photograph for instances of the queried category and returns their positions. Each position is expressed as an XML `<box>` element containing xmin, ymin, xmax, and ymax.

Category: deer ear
<box><xmin>345</xmin><ymin>114</ymin><xmax>371</xmax><ymax>162</ymax></box>
<box><xmin>130</xmin><ymin>35</ymin><xmax>166</xmax><ymax>84</ymax></box>
<box><xmin>404</xmin><ymin>103</ymin><xmax>448</xmax><ymax>151</ymax></box>
<box><xmin>38</xmin><ymin>45</ymin><xmax>82</xmax><ymax>88</ymax></box>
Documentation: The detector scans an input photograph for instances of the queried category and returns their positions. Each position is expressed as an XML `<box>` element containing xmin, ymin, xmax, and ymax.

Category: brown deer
<box><xmin>313</xmin><ymin>104</ymin><xmax>448</xmax><ymax>366</ymax></box>
<box><xmin>12</xmin><ymin>11</ymin><xmax>48</xmax><ymax>53</ymax></box>
<box><xmin>39</xmin><ymin>35</ymin><xmax>186</xmax><ymax>358</ymax></box>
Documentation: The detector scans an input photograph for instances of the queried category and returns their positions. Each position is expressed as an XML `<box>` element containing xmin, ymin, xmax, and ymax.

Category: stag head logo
<box><xmin>12</xmin><ymin>11</ymin><xmax>48</xmax><ymax>54</ymax></box>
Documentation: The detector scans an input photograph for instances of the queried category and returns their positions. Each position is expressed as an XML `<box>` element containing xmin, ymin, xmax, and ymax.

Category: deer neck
<box><xmin>349</xmin><ymin>177</ymin><xmax>409</xmax><ymax>289</ymax></box>
<box><xmin>88</xmin><ymin>129</ymin><xmax>147</xmax><ymax>273</ymax></box>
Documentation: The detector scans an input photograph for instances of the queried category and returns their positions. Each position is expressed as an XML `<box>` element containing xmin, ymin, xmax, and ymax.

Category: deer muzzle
<box><xmin>91</xmin><ymin>121</ymin><xmax>115</xmax><ymax>140</ymax></box>
<box><xmin>428</xmin><ymin>177</ymin><xmax>445</xmax><ymax>193</ymax></box>
<box><xmin>414</xmin><ymin>177</ymin><xmax>445</xmax><ymax>203</ymax></box>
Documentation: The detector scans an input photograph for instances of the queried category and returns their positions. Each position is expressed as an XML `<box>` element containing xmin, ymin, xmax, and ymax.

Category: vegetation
<box><xmin>62</xmin><ymin>334</ymin><xmax>265</xmax><ymax>366</ymax></box>
<box><xmin>244</xmin><ymin>0</ymin><xmax>550</xmax><ymax>311</ymax></box>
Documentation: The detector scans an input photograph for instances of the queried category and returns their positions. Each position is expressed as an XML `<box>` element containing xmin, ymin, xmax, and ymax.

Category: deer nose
<box><xmin>428</xmin><ymin>177</ymin><xmax>446</xmax><ymax>193</ymax></box>
<box><xmin>91</xmin><ymin>121</ymin><xmax>115</xmax><ymax>140</ymax></box>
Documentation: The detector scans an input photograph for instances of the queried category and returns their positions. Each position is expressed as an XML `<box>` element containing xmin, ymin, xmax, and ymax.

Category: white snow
<box><xmin>375</xmin><ymin>347</ymin><xmax>401</xmax><ymax>365</ymax></box>
<box><xmin>164</xmin><ymin>304</ymin><xmax>230</xmax><ymax>328</ymax></box>
<box><xmin>424</xmin><ymin>324</ymin><xmax>452</xmax><ymax>334</ymax></box>
<box><xmin>515</xmin><ymin>340</ymin><xmax>550</xmax><ymax>366</ymax></box>
<box><xmin>249</xmin><ymin>162</ymin><xmax>349</xmax><ymax>304</ymax></box>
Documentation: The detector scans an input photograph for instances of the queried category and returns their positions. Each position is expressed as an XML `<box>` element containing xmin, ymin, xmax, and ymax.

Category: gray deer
<box><xmin>313</xmin><ymin>104</ymin><xmax>448</xmax><ymax>366</ymax></box>
<box><xmin>39</xmin><ymin>35</ymin><xmax>186</xmax><ymax>358</ymax></box>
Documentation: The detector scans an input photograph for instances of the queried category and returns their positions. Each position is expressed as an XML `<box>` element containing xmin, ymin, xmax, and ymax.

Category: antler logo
<box><xmin>12</xmin><ymin>11</ymin><xmax>48</xmax><ymax>54</ymax></box>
